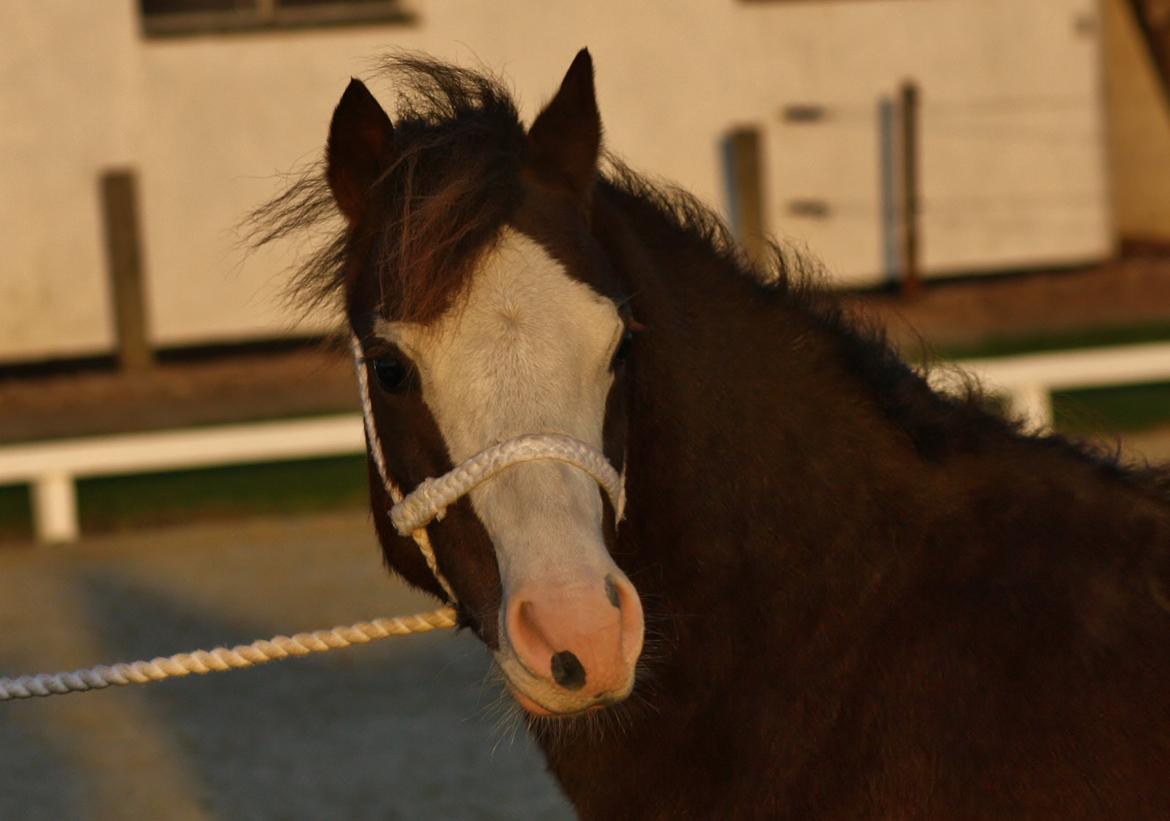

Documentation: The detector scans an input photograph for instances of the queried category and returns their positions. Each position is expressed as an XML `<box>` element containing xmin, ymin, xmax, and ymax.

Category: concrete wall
<box><xmin>0</xmin><ymin>0</ymin><xmax>1112</xmax><ymax>362</ymax></box>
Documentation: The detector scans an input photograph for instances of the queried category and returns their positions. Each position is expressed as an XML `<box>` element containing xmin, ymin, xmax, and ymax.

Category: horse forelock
<box><xmin>248</xmin><ymin>54</ymin><xmax>528</xmax><ymax>326</ymax></box>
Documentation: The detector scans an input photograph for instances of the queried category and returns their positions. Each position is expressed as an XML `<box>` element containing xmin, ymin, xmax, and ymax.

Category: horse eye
<box><xmin>373</xmin><ymin>357</ymin><xmax>410</xmax><ymax>392</ymax></box>
<box><xmin>611</xmin><ymin>328</ymin><xmax>636</xmax><ymax>369</ymax></box>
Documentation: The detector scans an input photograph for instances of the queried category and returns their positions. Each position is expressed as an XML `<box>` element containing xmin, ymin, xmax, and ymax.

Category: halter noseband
<box><xmin>350</xmin><ymin>335</ymin><xmax>626</xmax><ymax>604</ymax></box>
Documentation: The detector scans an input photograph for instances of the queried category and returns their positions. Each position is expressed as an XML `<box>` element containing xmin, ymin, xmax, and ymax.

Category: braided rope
<box><xmin>351</xmin><ymin>334</ymin><xmax>626</xmax><ymax>591</ymax></box>
<box><xmin>390</xmin><ymin>433</ymin><xmax>625</xmax><ymax>535</ymax></box>
<box><xmin>0</xmin><ymin>607</ymin><xmax>456</xmax><ymax>701</ymax></box>
<box><xmin>351</xmin><ymin>335</ymin><xmax>457</xmax><ymax>602</ymax></box>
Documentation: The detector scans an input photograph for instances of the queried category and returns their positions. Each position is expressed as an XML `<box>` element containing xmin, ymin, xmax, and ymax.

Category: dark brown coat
<box><xmin>253</xmin><ymin>53</ymin><xmax>1170</xmax><ymax>820</ymax></box>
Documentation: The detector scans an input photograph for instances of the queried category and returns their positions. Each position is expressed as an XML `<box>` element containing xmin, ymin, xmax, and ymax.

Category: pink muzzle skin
<box><xmin>504</xmin><ymin>570</ymin><xmax>645</xmax><ymax>710</ymax></box>
<box><xmin>389</xmin><ymin>439</ymin><xmax>642</xmax><ymax>714</ymax></box>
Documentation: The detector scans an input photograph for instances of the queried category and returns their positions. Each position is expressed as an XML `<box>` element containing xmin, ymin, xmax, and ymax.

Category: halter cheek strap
<box><xmin>351</xmin><ymin>335</ymin><xmax>457</xmax><ymax>602</ymax></box>
<box><xmin>350</xmin><ymin>335</ymin><xmax>627</xmax><ymax>607</ymax></box>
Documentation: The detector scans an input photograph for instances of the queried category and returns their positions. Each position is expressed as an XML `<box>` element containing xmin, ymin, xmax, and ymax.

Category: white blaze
<box><xmin>379</xmin><ymin>228</ymin><xmax>625</xmax><ymax>590</ymax></box>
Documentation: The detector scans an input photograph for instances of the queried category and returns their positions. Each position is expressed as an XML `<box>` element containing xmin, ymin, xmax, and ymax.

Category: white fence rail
<box><xmin>2</xmin><ymin>342</ymin><xmax>1170</xmax><ymax>545</ymax></box>
<box><xmin>928</xmin><ymin>341</ymin><xmax>1170</xmax><ymax>431</ymax></box>
<box><xmin>0</xmin><ymin>415</ymin><xmax>365</xmax><ymax>544</ymax></box>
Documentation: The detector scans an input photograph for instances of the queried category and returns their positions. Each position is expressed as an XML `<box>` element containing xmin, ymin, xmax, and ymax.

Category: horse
<box><xmin>252</xmin><ymin>50</ymin><xmax>1170</xmax><ymax>819</ymax></box>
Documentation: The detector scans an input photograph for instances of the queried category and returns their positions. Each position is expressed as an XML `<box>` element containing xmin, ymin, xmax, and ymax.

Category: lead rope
<box><xmin>0</xmin><ymin>610</ymin><xmax>459</xmax><ymax>700</ymax></box>
<box><xmin>0</xmin><ymin>336</ymin><xmax>625</xmax><ymax>701</ymax></box>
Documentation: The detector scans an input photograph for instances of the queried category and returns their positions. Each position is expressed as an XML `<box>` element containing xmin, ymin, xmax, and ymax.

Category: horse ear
<box><xmin>326</xmin><ymin>78</ymin><xmax>394</xmax><ymax>225</ymax></box>
<box><xmin>527</xmin><ymin>49</ymin><xmax>601</xmax><ymax>200</ymax></box>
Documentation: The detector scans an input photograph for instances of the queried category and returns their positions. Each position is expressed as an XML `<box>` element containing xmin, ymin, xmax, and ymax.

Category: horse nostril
<box><xmin>550</xmin><ymin>650</ymin><xmax>587</xmax><ymax>690</ymax></box>
<box><xmin>604</xmin><ymin>574</ymin><xmax>621</xmax><ymax>608</ymax></box>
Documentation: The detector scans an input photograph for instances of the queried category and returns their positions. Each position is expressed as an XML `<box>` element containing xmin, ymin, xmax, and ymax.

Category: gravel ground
<box><xmin>0</xmin><ymin>512</ymin><xmax>572</xmax><ymax>821</ymax></box>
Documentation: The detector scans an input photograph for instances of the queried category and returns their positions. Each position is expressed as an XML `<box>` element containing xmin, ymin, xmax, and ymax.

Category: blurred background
<box><xmin>2</xmin><ymin>0</ymin><xmax>1170</xmax><ymax>818</ymax></box>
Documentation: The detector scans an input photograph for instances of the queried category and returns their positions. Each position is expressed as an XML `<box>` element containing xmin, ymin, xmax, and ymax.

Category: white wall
<box><xmin>0</xmin><ymin>2</ymin><xmax>141</xmax><ymax>361</ymax></box>
<box><xmin>760</xmin><ymin>0</ymin><xmax>1110</xmax><ymax>283</ymax></box>
<box><xmin>0</xmin><ymin>0</ymin><xmax>1112</xmax><ymax>361</ymax></box>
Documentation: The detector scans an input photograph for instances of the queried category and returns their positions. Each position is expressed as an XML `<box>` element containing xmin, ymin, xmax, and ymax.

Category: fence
<box><xmin>3</xmin><ymin>342</ymin><xmax>1170</xmax><ymax>545</ymax></box>
<box><xmin>928</xmin><ymin>340</ymin><xmax>1170</xmax><ymax>430</ymax></box>
<box><xmin>0</xmin><ymin>415</ymin><xmax>364</xmax><ymax>544</ymax></box>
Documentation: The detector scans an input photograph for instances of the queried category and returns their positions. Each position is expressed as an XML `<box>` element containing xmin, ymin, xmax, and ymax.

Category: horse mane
<box><xmin>247</xmin><ymin>54</ymin><xmax>1170</xmax><ymax>503</ymax></box>
<box><xmin>601</xmin><ymin>161</ymin><xmax>1170</xmax><ymax>504</ymax></box>
<box><xmin>246</xmin><ymin>54</ymin><xmax>527</xmax><ymax>323</ymax></box>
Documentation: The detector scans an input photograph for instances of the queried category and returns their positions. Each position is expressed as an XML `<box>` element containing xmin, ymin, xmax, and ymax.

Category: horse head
<box><xmin>325</xmin><ymin>51</ymin><xmax>645</xmax><ymax>718</ymax></box>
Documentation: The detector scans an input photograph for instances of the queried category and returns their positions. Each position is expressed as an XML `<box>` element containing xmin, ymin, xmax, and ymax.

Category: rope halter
<box><xmin>0</xmin><ymin>338</ymin><xmax>627</xmax><ymax>701</ymax></box>
<box><xmin>350</xmin><ymin>335</ymin><xmax>627</xmax><ymax>604</ymax></box>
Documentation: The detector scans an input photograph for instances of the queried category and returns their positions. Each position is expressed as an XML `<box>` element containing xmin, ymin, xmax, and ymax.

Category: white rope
<box><xmin>0</xmin><ymin>607</ymin><xmax>457</xmax><ymax>701</ymax></box>
<box><xmin>390</xmin><ymin>433</ymin><xmax>625</xmax><ymax>535</ymax></box>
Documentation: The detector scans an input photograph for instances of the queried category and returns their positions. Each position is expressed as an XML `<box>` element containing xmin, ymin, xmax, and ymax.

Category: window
<box><xmin>140</xmin><ymin>0</ymin><xmax>413</xmax><ymax>37</ymax></box>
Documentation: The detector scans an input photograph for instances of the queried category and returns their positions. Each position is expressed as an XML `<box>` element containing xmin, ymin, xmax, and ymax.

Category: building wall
<box><xmin>0</xmin><ymin>3</ymin><xmax>141</xmax><ymax>361</ymax></box>
<box><xmin>765</xmin><ymin>0</ymin><xmax>1109</xmax><ymax>283</ymax></box>
<box><xmin>1102</xmin><ymin>0</ymin><xmax>1170</xmax><ymax>242</ymax></box>
<box><xmin>0</xmin><ymin>0</ymin><xmax>1112</xmax><ymax>362</ymax></box>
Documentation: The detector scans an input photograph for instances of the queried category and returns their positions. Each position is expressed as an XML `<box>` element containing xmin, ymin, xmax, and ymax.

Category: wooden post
<box><xmin>878</xmin><ymin>96</ymin><xmax>899</xmax><ymax>286</ymax></box>
<box><xmin>898</xmin><ymin>81</ymin><xmax>922</xmax><ymax>300</ymax></box>
<box><xmin>1006</xmin><ymin>384</ymin><xmax>1053</xmax><ymax>432</ymax></box>
<box><xmin>32</xmin><ymin>473</ymin><xmax>79</xmax><ymax>544</ymax></box>
<box><xmin>724</xmin><ymin>127</ymin><xmax>767</xmax><ymax>265</ymax></box>
<box><xmin>100</xmin><ymin>169</ymin><xmax>154</xmax><ymax>372</ymax></box>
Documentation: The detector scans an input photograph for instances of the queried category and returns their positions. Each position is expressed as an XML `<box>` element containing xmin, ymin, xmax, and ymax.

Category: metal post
<box><xmin>100</xmin><ymin>169</ymin><xmax>154</xmax><ymax>372</ymax></box>
<box><xmin>723</xmin><ymin>127</ymin><xmax>767</xmax><ymax>265</ymax></box>
<box><xmin>898</xmin><ymin>81</ymin><xmax>922</xmax><ymax>300</ymax></box>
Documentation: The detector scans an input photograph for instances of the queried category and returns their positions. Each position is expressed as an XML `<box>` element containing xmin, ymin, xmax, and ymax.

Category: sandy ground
<box><xmin>0</xmin><ymin>512</ymin><xmax>572</xmax><ymax>821</ymax></box>
<box><xmin>841</xmin><ymin>253</ymin><xmax>1170</xmax><ymax>353</ymax></box>
<box><xmin>0</xmin><ymin>345</ymin><xmax>358</xmax><ymax>446</ymax></box>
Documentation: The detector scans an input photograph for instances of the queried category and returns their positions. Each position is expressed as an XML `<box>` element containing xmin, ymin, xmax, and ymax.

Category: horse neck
<box><xmin>593</xmin><ymin>182</ymin><xmax>929</xmax><ymax>646</ymax></box>
<box><xmin>530</xmin><ymin>186</ymin><xmax>934</xmax><ymax>811</ymax></box>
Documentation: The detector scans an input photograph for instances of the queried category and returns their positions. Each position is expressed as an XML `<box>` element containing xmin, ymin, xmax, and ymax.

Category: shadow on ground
<box><xmin>0</xmin><ymin>513</ymin><xmax>572</xmax><ymax>821</ymax></box>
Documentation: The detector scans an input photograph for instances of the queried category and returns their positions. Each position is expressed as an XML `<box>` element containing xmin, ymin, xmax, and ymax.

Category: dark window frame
<box><xmin>140</xmin><ymin>0</ymin><xmax>414</xmax><ymax>38</ymax></box>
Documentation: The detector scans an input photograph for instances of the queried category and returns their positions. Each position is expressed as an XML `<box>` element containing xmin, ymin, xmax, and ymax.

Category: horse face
<box><xmin>327</xmin><ymin>52</ymin><xmax>645</xmax><ymax>716</ymax></box>
<box><xmin>380</xmin><ymin>224</ymin><xmax>643</xmax><ymax>715</ymax></box>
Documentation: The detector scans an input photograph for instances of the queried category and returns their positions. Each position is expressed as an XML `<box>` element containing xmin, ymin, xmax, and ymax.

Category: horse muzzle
<box><xmin>371</xmin><ymin>423</ymin><xmax>642</xmax><ymax>715</ymax></box>
<box><xmin>498</xmin><ymin>568</ymin><xmax>644</xmax><ymax>716</ymax></box>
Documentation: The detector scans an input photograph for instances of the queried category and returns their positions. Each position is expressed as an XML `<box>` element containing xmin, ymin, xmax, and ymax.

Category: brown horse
<box><xmin>254</xmin><ymin>51</ymin><xmax>1170</xmax><ymax>819</ymax></box>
